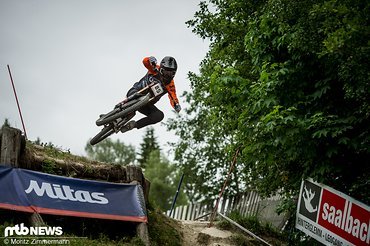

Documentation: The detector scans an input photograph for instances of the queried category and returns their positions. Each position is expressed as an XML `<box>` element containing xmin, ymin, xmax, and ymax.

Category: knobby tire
<box><xmin>90</xmin><ymin>94</ymin><xmax>151</xmax><ymax>145</ymax></box>
<box><xmin>96</xmin><ymin>94</ymin><xmax>150</xmax><ymax>126</ymax></box>
<box><xmin>90</xmin><ymin>125</ymin><xmax>115</xmax><ymax>145</ymax></box>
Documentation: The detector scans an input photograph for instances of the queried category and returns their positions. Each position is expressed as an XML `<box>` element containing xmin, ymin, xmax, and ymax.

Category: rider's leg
<box><xmin>135</xmin><ymin>104</ymin><xmax>164</xmax><ymax>129</ymax></box>
<box><xmin>120</xmin><ymin>120</ymin><xmax>136</xmax><ymax>133</ymax></box>
<box><xmin>121</xmin><ymin>87</ymin><xmax>164</xmax><ymax>132</ymax></box>
<box><xmin>120</xmin><ymin>104</ymin><xmax>163</xmax><ymax>132</ymax></box>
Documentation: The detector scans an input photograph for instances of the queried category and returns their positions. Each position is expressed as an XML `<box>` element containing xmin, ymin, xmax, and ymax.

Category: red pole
<box><xmin>7</xmin><ymin>65</ymin><xmax>28</xmax><ymax>139</ymax></box>
<box><xmin>208</xmin><ymin>147</ymin><xmax>240</xmax><ymax>227</ymax></box>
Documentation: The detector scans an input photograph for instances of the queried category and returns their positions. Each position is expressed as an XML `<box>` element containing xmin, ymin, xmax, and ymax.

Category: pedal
<box><xmin>113</xmin><ymin>118</ymin><xmax>127</xmax><ymax>133</ymax></box>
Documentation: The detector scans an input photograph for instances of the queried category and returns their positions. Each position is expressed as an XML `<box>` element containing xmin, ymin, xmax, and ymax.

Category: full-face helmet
<box><xmin>159</xmin><ymin>56</ymin><xmax>177</xmax><ymax>84</ymax></box>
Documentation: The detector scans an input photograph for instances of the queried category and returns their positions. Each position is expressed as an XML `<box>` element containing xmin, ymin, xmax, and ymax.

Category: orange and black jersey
<box><xmin>132</xmin><ymin>57</ymin><xmax>180</xmax><ymax>108</ymax></box>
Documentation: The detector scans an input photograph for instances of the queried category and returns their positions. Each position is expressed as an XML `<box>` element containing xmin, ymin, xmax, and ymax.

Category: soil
<box><xmin>177</xmin><ymin>220</ymin><xmax>287</xmax><ymax>246</ymax></box>
<box><xmin>179</xmin><ymin>220</ymin><xmax>235</xmax><ymax>246</ymax></box>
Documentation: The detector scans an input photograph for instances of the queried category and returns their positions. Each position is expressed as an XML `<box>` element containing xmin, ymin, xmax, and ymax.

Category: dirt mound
<box><xmin>180</xmin><ymin>221</ymin><xmax>234</xmax><ymax>246</ymax></box>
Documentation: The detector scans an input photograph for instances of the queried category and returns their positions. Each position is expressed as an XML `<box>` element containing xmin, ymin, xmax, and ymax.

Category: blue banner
<box><xmin>0</xmin><ymin>165</ymin><xmax>147</xmax><ymax>223</ymax></box>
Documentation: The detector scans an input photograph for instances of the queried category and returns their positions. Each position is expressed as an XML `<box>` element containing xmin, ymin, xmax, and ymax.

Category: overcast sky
<box><xmin>0</xmin><ymin>0</ymin><xmax>209</xmax><ymax>157</ymax></box>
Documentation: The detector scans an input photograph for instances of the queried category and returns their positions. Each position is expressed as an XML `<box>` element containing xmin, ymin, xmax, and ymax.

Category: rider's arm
<box><xmin>165</xmin><ymin>80</ymin><xmax>179</xmax><ymax>108</ymax></box>
<box><xmin>142</xmin><ymin>57</ymin><xmax>159</xmax><ymax>74</ymax></box>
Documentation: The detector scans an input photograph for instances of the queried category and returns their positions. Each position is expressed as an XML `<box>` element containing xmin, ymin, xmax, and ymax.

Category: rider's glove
<box><xmin>174</xmin><ymin>104</ymin><xmax>182</xmax><ymax>113</ymax></box>
<box><xmin>149</xmin><ymin>56</ymin><xmax>157</xmax><ymax>67</ymax></box>
<box><xmin>115</xmin><ymin>102</ymin><xmax>123</xmax><ymax>109</ymax></box>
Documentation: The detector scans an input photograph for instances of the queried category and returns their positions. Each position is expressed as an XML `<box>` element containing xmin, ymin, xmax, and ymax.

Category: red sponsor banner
<box><xmin>318</xmin><ymin>189</ymin><xmax>369</xmax><ymax>246</ymax></box>
<box><xmin>296</xmin><ymin>179</ymin><xmax>369</xmax><ymax>246</ymax></box>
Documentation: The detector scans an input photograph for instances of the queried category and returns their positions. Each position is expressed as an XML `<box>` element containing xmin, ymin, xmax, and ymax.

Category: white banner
<box><xmin>296</xmin><ymin>178</ymin><xmax>369</xmax><ymax>246</ymax></box>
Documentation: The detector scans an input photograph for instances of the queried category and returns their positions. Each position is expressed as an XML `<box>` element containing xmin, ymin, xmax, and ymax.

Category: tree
<box><xmin>144</xmin><ymin>150</ymin><xmax>187</xmax><ymax>211</ymax></box>
<box><xmin>168</xmin><ymin>0</ymin><xmax>370</xmax><ymax>206</ymax></box>
<box><xmin>138</xmin><ymin>127</ymin><xmax>160</xmax><ymax>168</ymax></box>
<box><xmin>85</xmin><ymin>138</ymin><xmax>136</xmax><ymax>165</ymax></box>
<box><xmin>3</xmin><ymin>119</ymin><xmax>11</xmax><ymax>127</ymax></box>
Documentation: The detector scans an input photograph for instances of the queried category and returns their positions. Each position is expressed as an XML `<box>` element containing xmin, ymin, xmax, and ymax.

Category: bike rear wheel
<box><xmin>96</xmin><ymin>94</ymin><xmax>150</xmax><ymax>126</ymax></box>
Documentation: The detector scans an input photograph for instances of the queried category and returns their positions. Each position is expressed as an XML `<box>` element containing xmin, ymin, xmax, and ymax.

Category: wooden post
<box><xmin>130</xmin><ymin>179</ymin><xmax>150</xmax><ymax>246</ymax></box>
<box><xmin>126</xmin><ymin>165</ymin><xmax>143</xmax><ymax>183</ymax></box>
<box><xmin>0</xmin><ymin>126</ymin><xmax>23</xmax><ymax>166</ymax></box>
<box><xmin>143</xmin><ymin>178</ymin><xmax>151</xmax><ymax>205</ymax></box>
<box><xmin>127</xmin><ymin>165</ymin><xmax>150</xmax><ymax>204</ymax></box>
<box><xmin>136</xmin><ymin>222</ymin><xmax>150</xmax><ymax>246</ymax></box>
<box><xmin>29</xmin><ymin>213</ymin><xmax>45</xmax><ymax>226</ymax></box>
<box><xmin>0</xmin><ymin>128</ymin><xmax>2</xmax><ymax>158</ymax></box>
<box><xmin>0</xmin><ymin>126</ymin><xmax>45</xmax><ymax>226</ymax></box>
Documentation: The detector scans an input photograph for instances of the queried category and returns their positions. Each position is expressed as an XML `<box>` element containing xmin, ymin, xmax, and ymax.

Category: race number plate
<box><xmin>151</xmin><ymin>83</ymin><xmax>164</xmax><ymax>97</ymax></box>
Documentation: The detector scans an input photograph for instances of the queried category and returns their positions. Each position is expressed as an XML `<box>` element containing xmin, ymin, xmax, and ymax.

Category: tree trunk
<box><xmin>0</xmin><ymin>126</ymin><xmax>24</xmax><ymax>167</ymax></box>
<box><xmin>0</xmin><ymin>126</ymin><xmax>44</xmax><ymax>226</ymax></box>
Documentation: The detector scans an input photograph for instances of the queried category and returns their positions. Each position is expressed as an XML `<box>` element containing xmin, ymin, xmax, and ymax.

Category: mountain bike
<box><xmin>90</xmin><ymin>81</ymin><xmax>167</xmax><ymax>145</ymax></box>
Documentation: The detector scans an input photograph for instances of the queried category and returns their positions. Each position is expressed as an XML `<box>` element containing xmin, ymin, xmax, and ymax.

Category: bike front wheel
<box><xmin>96</xmin><ymin>94</ymin><xmax>150</xmax><ymax>126</ymax></box>
<box><xmin>90</xmin><ymin>125</ymin><xmax>115</xmax><ymax>145</ymax></box>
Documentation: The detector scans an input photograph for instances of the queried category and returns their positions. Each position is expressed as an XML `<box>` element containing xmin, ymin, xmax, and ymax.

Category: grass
<box><xmin>26</xmin><ymin>140</ymin><xmax>95</xmax><ymax>166</ymax></box>
<box><xmin>147</xmin><ymin>206</ymin><xmax>183</xmax><ymax>246</ymax></box>
<box><xmin>22</xmin><ymin>140</ymin><xmax>124</xmax><ymax>181</ymax></box>
<box><xmin>0</xmin><ymin>206</ymin><xmax>183</xmax><ymax>246</ymax></box>
<box><xmin>0</xmin><ymin>210</ymin><xmax>144</xmax><ymax>246</ymax></box>
<box><xmin>216</xmin><ymin>211</ymin><xmax>288</xmax><ymax>246</ymax></box>
<box><xmin>1</xmin><ymin>140</ymin><xmax>183</xmax><ymax>245</ymax></box>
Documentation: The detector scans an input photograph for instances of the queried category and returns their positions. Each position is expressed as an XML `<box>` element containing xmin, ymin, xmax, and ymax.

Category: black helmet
<box><xmin>159</xmin><ymin>56</ymin><xmax>177</xmax><ymax>84</ymax></box>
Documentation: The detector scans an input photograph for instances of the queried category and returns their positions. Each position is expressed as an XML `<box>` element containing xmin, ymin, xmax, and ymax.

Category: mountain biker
<box><xmin>119</xmin><ymin>56</ymin><xmax>181</xmax><ymax>133</ymax></box>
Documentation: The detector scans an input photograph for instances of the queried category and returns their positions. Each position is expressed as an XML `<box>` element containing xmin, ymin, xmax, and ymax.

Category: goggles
<box><xmin>160</xmin><ymin>68</ymin><xmax>176</xmax><ymax>81</ymax></box>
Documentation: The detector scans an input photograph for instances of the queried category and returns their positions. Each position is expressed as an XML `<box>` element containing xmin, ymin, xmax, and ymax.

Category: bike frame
<box><xmin>90</xmin><ymin>79</ymin><xmax>177</xmax><ymax>145</ymax></box>
<box><xmin>118</xmin><ymin>80</ymin><xmax>169</xmax><ymax>108</ymax></box>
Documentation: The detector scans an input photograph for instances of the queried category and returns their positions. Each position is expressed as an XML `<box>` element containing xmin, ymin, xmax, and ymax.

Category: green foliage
<box><xmin>144</xmin><ymin>150</ymin><xmax>187</xmax><ymax>211</ymax></box>
<box><xmin>168</xmin><ymin>0</ymin><xmax>370</xmax><ymax>208</ymax></box>
<box><xmin>0</xmin><ymin>209</ymin><xmax>182</xmax><ymax>246</ymax></box>
<box><xmin>228</xmin><ymin>234</ymin><xmax>259</xmax><ymax>246</ymax></box>
<box><xmin>0</xmin><ymin>218</ymin><xmax>143</xmax><ymax>246</ymax></box>
<box><xmin>85</xmin><ymin>138</ymin><xmax>136</xmax><ymax>165</ymax></box>
<box><xmin>26</xmin><ymin>140</ymin><xmax>95</xmax><ymax>177</ymax></box>
<box><xmin>138</xmin><ymin>128</ymin><xmax>187</xmax><ymax>211</ymax></box>
<box><xmin>41</xmin><ymin>159</ymin><xmax>59</xmax><ymax>175</ymax></box>
<box><xmin>2</xmin><ymin>119</ymin><xmax>11</xmax><ymax>127</ymax></box>
<box><xmin>64</xmin><ymin>235</ymin><xmax>144</xmax><ymax>246</ymax></box>
<box><xmin>147</xmin><ymin>207</ymin><xmax>183</xmax><ymax>246</ymax></box>
<box><xmin>217</xmin><ymin>211</ymin><xmax>287</xmax><ymax>245</ymax></box>
<box><xmin>223</xmin><ymin>211</ymin><xmax>278</xmax><ymax>237</ymax></box>
<box><xmin>138</xmin><ymin>127</ymin><xmax>160</xmax><ymax>168</ymax></box>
